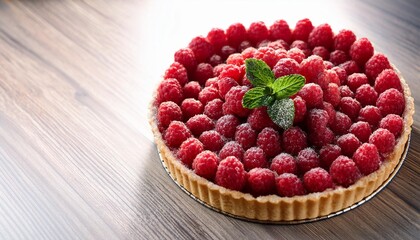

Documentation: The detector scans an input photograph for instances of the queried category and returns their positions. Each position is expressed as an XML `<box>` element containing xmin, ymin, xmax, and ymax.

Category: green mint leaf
<box><xmin>245</xmin><ymin>58</ymin><xmax>275</xmax><ymax>87</ymax></box>
<box><xmin>271</xmin><ymin>74</ymin><xmax>305</xmax><ymax>99</ymax></box>
<box><xmin>242</xmin><ymin>87</ymin><xmax>269</xmax><ymax>109</ymax></box>
<box><xmin>267</xmin><ymin>98</ymin><xmax>295</xmax><ymax>130</ymax></box>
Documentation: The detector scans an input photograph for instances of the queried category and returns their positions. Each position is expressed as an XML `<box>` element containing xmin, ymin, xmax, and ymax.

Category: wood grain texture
<box><xmin>0</xmin><ymin>0</ymin><xmax>418</xmax><ymax>239</ymax></box>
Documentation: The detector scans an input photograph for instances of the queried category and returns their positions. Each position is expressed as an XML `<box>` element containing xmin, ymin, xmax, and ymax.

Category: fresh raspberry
<box><xmin>334</xmin><ymin>29</ymin><xmax>356</xmax><ymax>52</ymax></box>
<box><xmin>293</xmin><ymin>96</ymin><xmax>307</xmax><ymax>123</ymax></box>
<box><xmin>339</xmin><ymin>60</ymin><xmax>360</xmax><ymax>75</ymax></box>
<box><xmin>270</xmin><ymin>153</ymin><xmax>297</xmax><ymax>175</ymax></box>
<box><xmin>276</xmin><ymin>173</ymin><xmax>306</xmax><ymax>197</ymax></box>
<box><xmin>183</xmin><ymin>81</ymin><xmax>201</xmax><ymax>99</ymax></box>
<box><xmin>198</xmin><ymin>86</ymin><xmax>220</xmax><ymax>105</ymax></box>
<box><xmin>323</xmin><ymin>68</ymin><xmax>341</xmax><ymax>86</ymax></box>
<box><xmin>306</xmin><ymin>108</ymin><xmax>329</xmax><ymax>132</ymax></box>
<box><xmin>330</xmin><ymin>156</ymin><xmax>361</xmax><ymax>187</ymax></box>
<box><xmin>329</xmin><ymin>50</ymin><xmax>349</xmax><ymax>66</ymax></box>
<box><xmin>331</xmin><ymin>66</ymin><xmax>348</xmax><ymax>85</ymax></box>
<box><xmin>312</xmin><ymin>46</ymin><xmax>330</xmax><ymax>60</ymax></box>
<box><xmin>199</xmin><ymin>130</ymin><xmax>225</xmax><ymax>152</ymax></box>
<box><xmin>296</xmin><ymin>148</ymin><xmax>320</xmax><ymax>174</ymax></box>
<box><xmin>365</xmin><ymin>53</ymin><xmax>392</xmax><ymax>81</ymax></box>
<box><xmin>164</xmin><ymin>62</ymin><xmax>188</xmax><ymax>86</ymax></box>
<box><xmin>188</xmin><ymin>36</ymin><xmax>213</xmax><ymax>63</ymax></box>
<box><xmin>379</xmin><ymin>114</ymin><xmax>404</xmax><ymax>138</ymax></box>
<box><xmin>292</xmin><ymin>18</ymin><xmax>314</xmax><ymax>42</ymax></box>
<box><xmin>275</xmin><ymin>48</ymin><xmax>288</xmax><ymax>59</ymax></box>
<box><xmin>339</xmin><ymin>85</ymin><xmax>354</xmax><ymax>98</ymax></box>
<box><xmin>192</xmin><ymin>150</ymin><xmax>219</xmax><ymax>180</ymax></box>
<box><xmin>241</xmin><ymin>46</ymin><xmax>257</xmax><ymax>58</ymax></box>
<box><xmin>303</xmin><ymin>167</ymin><xmax>333</xmax><ymax>193</ymax></box>
<box><xmin>257</xmin><ymin>127</ymin><xmax>282</xmax><ymax>158</ymax></box>
<box><xmin>323</xmin><ymin>61</ymin><xmax>334</xmax><ymax>70</ymax></box>
<box><xmin>349</xmin><ymin>121</ymin><xmax>372</xmax><ymax>143</ymax></box>
<box><xmin>352</xmin><ymin>143</ymin><xmax>381</xmax><ymax>175</ymax></box>
<box><xmin>186</xmin><ymin>114</ymin><xmax>214</xmax><ymax>136</ymax></box>
<box><xmin>369</xmin><ymin>128</ymin><xmax>396</xmax><ymax>155</ymax></box>
<box><xmin>205</xmin><ymin>77</ymin><xmax>218</xmax><ymax>87</ymax></box>
<box><xmin>223</xmin><ymin>86</ymin><xmax>250</xmax><ymax>118</ymax></box>
<box><xmin>203</xmin><ymin>99</ymin><xmax>224</xmax><ymax>120</ymax></box>
<box><xmin>174</xmin><ymin>48</ymin><xmax>197</xmax><ymax>72</ymax></box>
<box><xmin>193</xmin><ymin>63</ymin><xmax>214</xmax><ymax>85</ymax></box>
<box><xmin>226</xmin><ymin>53</ymin><xmax>245</xmax><ymax>66</ymax></box>
<box><xmin>213</xmin><ymin>64</ymin><xmax>227</xmax><ymax>77</ymax></box>
<box><xmin>181</xmin><ymin>98</ymin><xmax>203</xmax><ymax>120</ymax></box>
<box><xmin>355</xmin><ymin>84</ymin><xmax>378</xmax><ymax>107</ymax></box>
<box><xmin>226</xmin><ymin>23</ymin><xmax>248</xmax><ymax>48</ymax></box>
<box><xmin>314</xmin><ymin>69</ymin><xmax>339</xmax><ymax>89</ymax></box>
<box><xmin>273</xmin><ymin>58</ymin><xmax>300</xmax><ymax>78</ymax></box>
<box><xmin>157</xmin><ymin>101</ymin><xmax>183</xmax><ymax>129</ymax></box>
<box><xmin>337</xmin><ymin>133</ymin><xmax>362</xmax><ymax>157</ymax></box>
<box><xmin>157</xmin><ymin>78</ymin><xmax>184</xmax><ymax>105</ymax></box>
<box><xmin>349</xmin><ymin>38</ymin><xmax>374</xmax><ymax>66</ymax></box>
<box><xmin>331</xmin><ymin>111</ymin><xmax>352</xmax><ymax>135</ymax></box>
<box><xmin>297</xmin><ymin>83</ymin><xmax>323</xmax><ymax>108</ymax></box>
<box><xmin>235</xmin><ymin>123</ymin><xmax>257</xmax><ymax>150</ymax></box>
<box><xmin>290</xmin><ymin>40</ymin><xmax>311</xmax><ymax>56</ymax></box>
<box><xmin>164</xmin><ymin>121</ymin><xmax>192</xmax><ymax>148</ymax></box>
<box><xmin>347</xmin><ymin>73</ymin><xmax>369</xmax><ymax>92</ymax></box>
<box><xmin>309</xmin><ymin>127</ymin><xmax>335</xmax><ymax>148</ymax></box>
<box><xmin>319</xmin><ymin>144</ymin><xmax>341</xmax><ymax>169</ymax></box>
<box><xmin>206</xmin><ymin>28</ymin><xmax>227</xmax><ymax>53</ymax></box>
<box><xmin>254</xmin><ymin>47</ymin><xmax>280</xmax><ymax>69</ymax></box>
<box><xmin>268</xmin><ymin>19</ymin><xmax>292</xmax><ymax>42</ymax></box>
<box><xmin>376</xmin><ymin>88</ymin><xmax>405</xmax><ymax>116</ymax></box>
<box><xmin>339</xmin><ymin>97</ymin><xmax>361</xmax><ymax>120</ymax></box>
<box><xmin>247</xmin><ymin>21</ymin><xmax>269</xmax><ymax>45</ymax></box>
<box><xmin>215</xmin><ymin>114</ymin><xmax>240</xmax><ymax>138</ymax></box>
<box><xmin>209</xmin><ymin>54</ymin><xmax>223</xmax><ymax>66</ymax></box>
<box><xmin>267</xmin><ymin>39</ymin><xmax>289</xmax><ymax>50</ymax></box>
<box><xmin>299</xmin><ymin>55</ymin><xmax>325</xmax><ymax>82</ymax></box>
<box><xmin>322</xmin><ymin>101</ymin><xmax>336</xmax><ymax>126</ymax></box>
<box><xmin>178</xmin><ymin>137</ymin><xmax>204</xmax><ymax>167</ymax></box>
<box><xmin>308</xmin><ymin>23</ymin><xmax>334</xmax><ymax>50</ymax></box>
<box><xmin>220</xmin><ymin>45</ymin><xmax>237</xmax><ymax>60</ymax></box>
<box><xmin>287</xmin><ymin>47</ymin><xmax>306</xmax><ymax>63</ymax></box>
<box><xmin>219</xmin><ymin>141</ymin><xmax>244</xmax><ymax>161</ymax></box>
<box><xmin>217</xmin><ymin>77</ymin><xmax>237</xmax><ymax>100</ymax></box>
<box><xmin>324</xmin><ymin>83</ymin><xmax>341</xmax><ymax>107</ymax></box>
<box><xmin>238</xmin><ymin>41</ymin><xmax>253</xmax><ymax>53</ymax></box>
<box><xmin>374</xmin><ymin>69</ymin><xmax>403</xmax><ymax>94</ymax></box>
<box><xmin>282</xmin><ymin>127</ymin><xmax>308</xmax><ymax>156</ymax></box>
<box><xmin>219</xmin><ymin>64</ymin><xmax>243</xmax><ymax>82</ymax></box>
<box><xmin>246</xmin><ymin>107</ymin><xmax>277</xmax><ymax>131</ymax></box>
<box><xmin>247</xmin><ymin>168</ymin><xmax>276</xmax><ymax>196</ymax></box>
<box><xmin>243</xmin><ymin>147</ymin><xmax>268</xmax><ymax>171</ymax></box>
<box><xmin>358</xmin><ymin>105</ymin><xmax>382</xmax><ymax>127</ymax></box>
<box><xmin>215</xmin><ymin>156</ymin><xmax>246</xmax><ymax>191</ymax></box>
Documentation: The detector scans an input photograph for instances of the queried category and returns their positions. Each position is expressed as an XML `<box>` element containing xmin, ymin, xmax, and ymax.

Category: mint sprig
<box><xmin>242</xmin><ymin>58</ymin><xmax>305</xmax><ymax>130</ymax></box>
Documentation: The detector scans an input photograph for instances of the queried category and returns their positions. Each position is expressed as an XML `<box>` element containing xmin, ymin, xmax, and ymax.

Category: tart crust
<box><xmin>149</xmin><ymin>68</ymin><xmax>414</xmax><ymax>222</ymax></box>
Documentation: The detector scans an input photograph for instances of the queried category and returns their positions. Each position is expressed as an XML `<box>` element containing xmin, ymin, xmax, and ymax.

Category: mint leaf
<box><xmin>271</xmin><ymin>74</ymin><xmax>305</xmax><ymax>99</ymax></box>
<box><xmin>267</xmin><ymin>98</ymin><xmax>295</xmax><ymax>130</ymax></box>
<box><xmin>242</xmin><ymin>87</ymin><xmax>268</xmax><ymax>109</ymax></box>
<box><xmin>245</xmin><ymin>58</ymin><xmax>275</xmax><ymax>87</ymax></box>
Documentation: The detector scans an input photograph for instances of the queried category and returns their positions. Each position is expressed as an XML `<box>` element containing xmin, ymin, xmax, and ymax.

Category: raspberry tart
<box><xmin>149</xmin><ymin>18</ymin><xmax>414</xmax><ymax>222</ymax></box>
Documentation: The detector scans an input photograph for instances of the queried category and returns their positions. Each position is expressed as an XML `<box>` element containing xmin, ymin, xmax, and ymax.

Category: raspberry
<box><xmin>239</xmin><ymin>41</ymin><xmax>253</xmax><ymax>53</ymax></box>
<box><xmin>309</xmin><ymin>127</ymin><xmax>335</xmax><ymax>148</ymax></box>
<box><xmin>247</xmin><ymin>21</ymin><xmax>269</xmax><ymax>45</ymax></box>
<box><xmin>164</xmin><ymin>62</ymin><xmax>188</xmax><ymax>86</ymax></box>
<box><xmin>213</xmin><ymin>64</ymin><xmax>227</xmax><ymax>77</ymax></box>
<box><xmin>358</xmin><ymin>105</ymin><xmax>382</xmax><ymax>127</ymax></box>
<box><xmin>349</xmin><ymin>38</ymin><xmax>374</xmax><ymax>66</ymax></box>
<box><xmin>379</xmin><ymin>114</ymin><xmax>404</xmax><ymax>138</ymax></box>
<box><xmin>330</xmin><ymin>156</ymin><xmax>361</xmax><ymax>187</ymax></box>
<box><xmin>333</xmin><ymin>29</ymin><xmax>356</xmax><ymax>52</ymax></box>
<box><xmin>296</xmin><ymin>148</ymin><xmax>320</xmax><ymax>174</ymax></box>
<box><xmin>365</xmin><ymin>53</ymin><xmax>392</xmax><ymax>81</ymax></box>
<box><xmin>337</xmin><ymin>133</ymin><xmax>362</xmax><ymax>157</ymax></box>
<box><xmin>270</xmin><ymin>153</ymin><xmax>297</xmax><ymax>175</ymax></box>
<box><xmin>331</xmin><ymin>66</ymin><xmax>348</xmax><ymax>85</ymax></box>
<box><xmin>205</xmin><ymin>77</ymin><xmax>218</xmax><ymax>88</ymax></box>
<box><xmin>157</xmin><ymin>101</ymin><xmax>183</xmax><ymax>129</ymax></box>
<box><xmin>164</xmin><ymin>121</ymin><xmax>192</xmax><ymax>148</ymax></box>
<box><xmin>299</xmin><ymin>55</ymin><xmax>325</xmax><ymax>82</ymax></box>
<box><xmin>349</xmin><ymin>121</ymin><xmax>372</xmax><ymax>143</ymax></box>
<box><xmin>257</xmin><ymin>127</ymin><xmax>282</xmax><ymax>158</ymax></box>
<box><xmin>293</xmin><ymin>96</ymin><xmax>307</xmax><ymax>123</ymax></box>
<box><xmin>198</xmin><ymin>86</ymin><xmax>220</xmax><ymax>105</ymax></box>
<box><xmin>324</xmin><ymin>83</ymin><xmax>341</xmax><ymax>107</ymax></box>
<box><xmin>339</xmin><ymin>97</ymin><xmax>361</xmax><ymax>121</ymax></box>
<box><xmin>323</xmin><ymin>61</ymin><xmax>334</xmax><ymax>70</ymax></box>
<box><xmin>202</xmin><ymin>99</ymin><xmax>223</xmax><ymax>120</ymax></box>
<box><xmin>178</xmin><ymin>137</ymin><xmax>204</xmax><ymax>167</ymax></box>
<box><xmin>275</xmin><ymin>48</ymin><xmax>288</xmax><ymax>59</ymax></box>
<box><xmin>282</xmin><ymin>127</ymin><xmax>308</xmax><ymax>156</ymax></box>
<box><xmin>199</xmin><ymin>130</ymin><xmax>225</xmax><ymax>152</ymax></box>
<box><xmin>376</xmin><ymin>88</ymin><xmax>405</xmax><ymax>116</ymax></box>
<box><xmin>308</xmin><ymin>23</ymin><xmax>334</xmax><ymax>50</ymax></box>
<box><xmin>192</xmin><ymin>150</ymin><xmax>219</xmax><ymax>180</ymax></box>
<box><xmin>206</xmin><ymin>28</ymin><xmax>227</xmax><ymax>53</ymax></box>
<box><xmin>312</xmin><ymin>46</ymin><xmax>330</xmax><ymax>60</ymax></box>
<box><xmin>218</xmin><ymin>64</ymin><xmax>243</xmax><ymax>82</ymax></box>
<box><xmin>319</xmin><ymin>144</ymin><xmax>341</xmax><ymax>169</ymax></box>
<box><xmin>181</xmin><ymin>98</ymin><xmax>203</xmax><ymax>120</ymax></box>
<box><xmin>276</xmin><ymin>173</ymin><xmax>306</xmax><ymax>197</ymax></box>
<box><xmin>188</xmin><ymin>36</ymin><xmax>213</xmax><ymax>63</ymax></box>
<box><xmin>241</xmin><ymin>46</ymin><xmax>257</xmax><ymax>58</ymax></box>
<box><xmin>183</xmin><ymin>81</ymin><xmax>201</xmax><ymax>99</ymax></box>
<box><xmin>267</xmin><ymin>39</ymin><xmax>289</xmax><ymax>50</ymax></box>
<box><xmin>306</xmin><ymin>108</ymin><xmax>329</xmax><ymax>132</ymax></box>
<box><xmin>215</xmin><ymin>77</ymin><xmax>236</xmax><ymax>100</ymax></box>
<box><xmin>193</xmin><ymin>63</ymin><xmax>214</xmax><ymax>85</ymax></box>
<box><xmin>292</xmin><ymin>18</ymin><xmax>313</xmax><ymax>42</ymax></box>
<box><xmin>226</xmin><ymin>23</ymin><xmax>248</xmax><ymax>48</ymax></box>
<box><xmin>339</xmin><ymin>60</ymin><xmax>360</xmax><ymax>75</ymax></box>
<box><xmin>369</xmin><ymin>128</ymin><xmax>396</xmax><ymax>155</ymax></box>
<box><xmin>186</xmin><ymin>114</ymin><xmax>214</xmax><ymax>136</ymax></box>
<box><xmin>329</xmin><ymin>50</ymin><xmax>349</xmax><ymax>66</ymax></box>
<box><xmin>269</xmin><ymin>19</ymin><xmax>292</xmax><ymax>42</ymax></box>
<box><xmin>303</xmin><ymin>167</ymin><xmax>333</xmax><ymax>193</ymax></box>
<box><xmin>219</xmin><ymin>141</ymin><xmax>244</xmax><ymax>161</ymax></box>
<box><xmin>354</xmin><ymin>84</ymin><xmax>378</xmax><ymax>107</ymax></box>
<box><xmin>157</xmin><ymin>78</ymin><xmax>183</xmax><ymax>105</ymax></box>
<box><xmin>322</xmin><ymin>101</ymin><xmax>336</xmax><ymax>126</ymax></box>
<box><xmin>243</xmin><ymin>147</ymin><xmax>267</xmax><ymax>171</ymax></box>
<box><xmin>254</xmin><ymin>47</ymin><xmax>280</xmax><ymax>69</ymax></box>
<box><xmin>347</xmin><ymin>73</ymin><xmax>369</xmax><ymax>92</ymax></box>
<box><xmin>226</xmin><ymin>53</ymin><xmax>245</xmax><ymax>66</ymax></box>
<box><xmin>174</xmin><ymin>48</ymin><xmax>197</xmax><ymax>72</ymax></box>
<box><xmin>247</xmin><ymin>168</ymin><xmax>276</xmax><ymax>196</ymax></box>
<box><xmin>314</xmin><ymin>69</ymin><xmax>339</xmax><ymax>89</ymax></box>
<box><xmin>290</xmin><ymin>40</ymin><xmax>311</xmax><ymax>57</ymax></box>
<box><xmin>247</xmin><ymin>108</ymin><xmax>276</xmax><ymax>132</ymax></box>
<box><xmin>223</xmin><ymin>86</ymin><xmax>250</xmax><ymax>118</ymax></box>
<box><xmin>331</xmin><ymin>111</ymin><xmax>352</xmax><ymax>135</ymax></box>
<box><xmin>374</xmin><ymin>69</ymin><xmax>403</xmax><ymax>94</ymax></box>
<box><xmin>352</xmin><ymin>143</ymin><xmax>381</xmax><ymax>175</ymax></box>
<box><xmin>220</xmin><ymin>45</ymin><xmax>237</xmax><ymax>60</ymax></box>
<box><xmin>273</xmin><ymin>58</ymin><xmax>300</xmax><ymax>78</ymax></box>
<box><xmin>235</xmin><ymin>123</ymin><xmax>257</xmax><ymax>150</ymax></box>
<box><xmin>215</xmin><ymin>156</ymin><xmax>246</xmax><ymax>191</ymax></box>
<box><xmin>209</xmin><ymin>54</ymin><xmax>223</xmax><ymax>66</ymax></box>
<box><xmin>215</xmin><ymin>114</ymin><xmax>240</xmax><ymax>138</ymax></box>
<box><xmin>339</xmin><ymin>85</ymin><xmax>354</xmax><ymax>98</ymax></box>
<box><xmin>297</xmin><ymin>83</ymin><xmax>324</xmax><ymax>108</ymax></box>
<box><xmin>287</xmin><ymin>47</ymin><xmax>306</xmax><ymax>63</ymax></box>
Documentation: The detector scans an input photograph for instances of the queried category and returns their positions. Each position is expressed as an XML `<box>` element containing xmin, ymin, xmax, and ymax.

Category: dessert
<box><xmin>149</xmin><ymin>18</ymin><xmax>414</xmax><ymax>222</ymax></box>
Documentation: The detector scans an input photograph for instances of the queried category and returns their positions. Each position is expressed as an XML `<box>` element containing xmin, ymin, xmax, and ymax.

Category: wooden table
<box><xmin>0</xmin><ymin>0</ymin><xmax>418</xmax><ymax>239</ymax></box>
